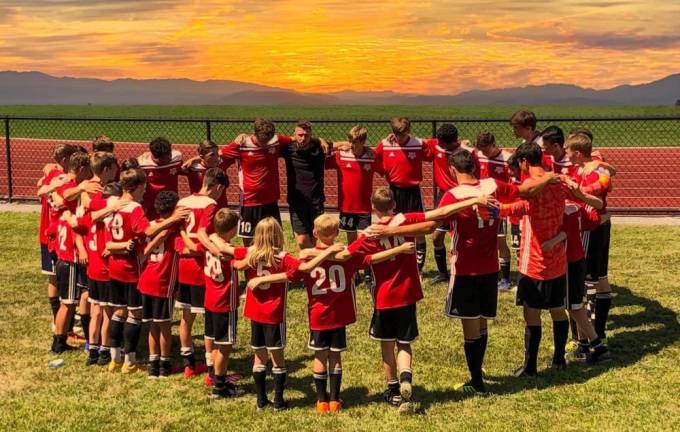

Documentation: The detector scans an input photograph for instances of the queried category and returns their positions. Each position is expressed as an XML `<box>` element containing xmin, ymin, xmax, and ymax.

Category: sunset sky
<box><xmin>0</xmin><ymin>0</ymin><xmax>678</xmax><ymax>94</ymax></box>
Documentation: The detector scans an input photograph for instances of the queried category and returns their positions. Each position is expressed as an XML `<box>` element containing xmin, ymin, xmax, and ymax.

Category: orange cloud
<box><xmin>0</xmin><ymin>0</ymin><xmax>678</xmax><ymax>94</ymax></box>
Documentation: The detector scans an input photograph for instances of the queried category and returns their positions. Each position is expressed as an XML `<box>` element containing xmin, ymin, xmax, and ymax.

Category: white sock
<box><xmin>205</xmin><ymin>352</ymin><xmax>213</xmax><ymax>367</ymax></box>
<box><xmin>124</xmin><ymin>352</ymin><xmax>136</xmax><ymax>365</ymax></box>
<box><xmin>110</xmin><ymin>347</ymin><xmax>122</xmax><ymax>362</ymax></box>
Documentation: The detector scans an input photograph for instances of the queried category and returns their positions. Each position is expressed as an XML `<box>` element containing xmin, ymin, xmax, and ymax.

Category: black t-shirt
<box><xmin>280</xmin><ymin>138</ymin><xmax>330</xmax><ymax>206</ymax></box>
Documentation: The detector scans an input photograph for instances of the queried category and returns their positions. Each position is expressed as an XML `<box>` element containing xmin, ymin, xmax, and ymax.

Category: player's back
<box><xmin>107</xmin><ymin>201</ymin><xmax>148</xmax><ymax>282</ymax></box>
<box><xmin>476</xmin><ymin>149</ymin><xmax>511</xmax><ymax>182</ymax></box>
<box><xmin>243</xmin><ymin>251</ymin><xmax>300</xmax><ymax>324</ymax></box>
<box><xmin>138</xmin><ymin>221</ymin><xmax>179</xmax><ymax>297</ymax></box>
<box><xmin>204</xmin><ymin>246</ymin><xmax>248</xmax><ymax>313</ymax></box>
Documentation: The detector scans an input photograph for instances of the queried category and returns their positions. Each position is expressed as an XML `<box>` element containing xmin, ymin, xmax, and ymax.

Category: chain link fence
<box><xmin>1</xmin><ymin>116</ymin><xmax>679</xmax><ymax>214</ymax></box>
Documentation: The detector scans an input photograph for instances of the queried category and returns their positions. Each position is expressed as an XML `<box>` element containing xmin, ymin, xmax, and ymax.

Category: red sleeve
<box><xmin>437</xmin><ymin>191</ymin><xmax>459</xmax><ymax>225</ymax></box>
<box><xmin>131</xmin><ymin>207</ymin><xmax>151</xmax><ymax>236</ymax></box>
<box><xmin>495</xmin><ymin>179</ymin><xmax>520</xmax><ymax>203</ymax></box>
<box><xmin>580</xmin><ymin>207</ymin><xmax>601</xmax><ymax>231</ymax></box>
<box><xmin>541</xmin><ymin>154</ymin><xmax>553</xmax><ymax>171</ymax></box>
<box><xmin>219</xmin><ymin>142</ymin><xmax>240</xmax><ymax>163</ymax></box>
<box><xmin>89</xmin><ymin>197</ymin><xmax>107</xmax><ymax>211</ymax></box>
<box><xmin>402</xmin><ymin>212</ymin><xmax>426</xmax><ymax>225</ymax></box>
<box><xmin>347</xmin><ymin>235</ymin><xmax>379</xmax><ymax>256</ymax></box>
<box><xmin>195</xmin><ymin>242</ymin><xmax>206</xmax><ymax>253</ymax></box>
<box><xmin>199</xmin><ymin>204</ymin><xmax>217</xmax><ymax>231</ymax></box>
<box><xmin>500</xmin><ymin>200</ymin><xmax>530</xmax><ymax>218</ymax></box>
<box><xmin>422</xmin><ymin>138</ymin><xmax>436</xmax><ymax>162</ymax></box>
<box><xmin>283</xmin><ymin>254</ymin><xmax>301</xmax><ymax>279</ymax></box>
<box><xmin>174</xmin><ymin>235</ymin><xmax>185</xmax><ymax>252</ymax></box>
<box><xmin>277</xmin><ymin>135</ymin><xmax>293</xmax><ymax>146</ymax></box>
<box><xmin>74</xmin><ymin>213</ymin><xmax>92</xmax><ymax>234</ymax></box>
<box><xmin>233</xmin><ymin>246</ymin><xmax>248</xmax><ymax>261</ymax></box>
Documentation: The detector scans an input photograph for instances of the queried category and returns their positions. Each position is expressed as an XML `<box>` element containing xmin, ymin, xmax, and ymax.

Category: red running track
<box><xmin>1</xmin><ymin>138</ymin><xmax>678</xmax><ymax>213</ymax></box>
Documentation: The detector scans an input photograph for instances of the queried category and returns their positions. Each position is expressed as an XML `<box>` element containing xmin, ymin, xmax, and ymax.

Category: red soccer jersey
<box><xmin>176</xmin><ymin>193</ymin><xmax>217</xmax><ymax>286</ymax></box>
<box><xmin>243</xmin><ymin>251</ymin><xmax>301</xmax><ymax>324</ymax></box>
<box><xmin>347</xmin><ymin>212</ymin><xmax>425</xmax><ymax>310</ymax></box>
<box><xmin>137</xmin><ymin>150</ymin><xmax>183</xmax><ymax>218</ymax></box>
<box><xmin>439</xmin><ymin>178</ymin><xmax>519</xmax><ymax>276</ymax></box>
<box><xmin>375</xmin><ymin>136</ymin><xmax>428</xmax><ymax>187</ymax></box>
<box><xmin>500</xmin><ymin>181</ymin><xmax>570</xmax><ymax>280</ymax></box>
<box><xmin>39</xmin><ymin>168</ymin><xmax>65</xmax><ymax>245</ymax></box>
<box><xmin>77</xmin><ymin>194</ymin><xmax>113</xmax><ymax>281</ymax></box>
<box><xmin>106</xmin><ymin>202</ymin><xmax>151</xmax><ymax>283</ymax></box>
<box><xmin>203</xmin><ymin>246</ymin><xmax>248</xmax><ymax>313</ymax></box>
<box><xmin>53</xmin><ymin>180</ymin><xmax>79</xmax><ymax>263</ymax></box>
<box><xmin>138</xmin><ymin>223</ymin><xmax>180</xmax><ymax>298</ymax></box>
<box><xmin>550</xmin><ymin>152</ymin><xmax>579</xmax><ymax>178</ymax></box>
<box><xmin>219</xmin><ymin>134</ymin><xmax>293</xmax><ymax>207</ymax></box>
<box><xmin>477</xmin><ymin>149</ymin><xmax>511</xmax><ymax>183</ymax></box>
<box><xmin>327</xmin><ymin>148</ymin><xmax>381</xmax><ymax>214</ymax></box>
<box><xmin>423</xmin><ymin>139</ymin><xmax>479</xmax><ymax>191</ymax></box>
<box><xmin>290</xmin><ymin>249</ymin><xmax>366</xmax><ymax>331</ymax></box>
<box><xmin>576</xmin><ymin>166</ymin><xmax>612</xmax><ymax>214</ymax></box>
<box><xmin>183</xmin><ymin>160</ymin><xmax>230</xmax><ymax>209</ymax></box>
<box><xmin>564</xmin><ymin>202</ymin><xmax>601</xmax><ymax>263</ymax></box>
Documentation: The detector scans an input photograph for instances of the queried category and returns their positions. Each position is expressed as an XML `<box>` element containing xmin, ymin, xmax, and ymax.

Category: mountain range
<box><xmin>0</xmin><ymin>71</ymin><xmax>678</xmax><ymax>105</ymax></box>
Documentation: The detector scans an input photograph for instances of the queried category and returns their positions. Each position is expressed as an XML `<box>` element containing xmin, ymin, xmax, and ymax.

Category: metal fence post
<box><xmin>206</xmin><ymin>120</ymin><xmax>212</xmax><ymax>142</ymax></box>
<box><xmin>4</xmin><ymin>118</ymin><xmax>12</xmax><ymax>202</ymax></box>
<box><xmin>431</xmin><ymin>120</ymin><xmax>437</xmax><ymax>209</ymax></box>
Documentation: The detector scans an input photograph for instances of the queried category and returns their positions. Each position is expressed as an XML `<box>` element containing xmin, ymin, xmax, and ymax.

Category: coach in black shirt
<box><xmin>280</xmin><ymin>120</ymin><xmax>331</xmax><ymax>248</ymax></box>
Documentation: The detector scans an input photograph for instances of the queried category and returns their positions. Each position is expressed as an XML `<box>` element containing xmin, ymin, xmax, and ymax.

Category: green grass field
<box><xmin>1</xmin><ymin>212</ymin><xmax>679</xmax><ymax>431</ymax></box>
<box><xmin>1</xmin><ymin>105</ymin><xmax>679</xmax><ymax>147</ymax></box>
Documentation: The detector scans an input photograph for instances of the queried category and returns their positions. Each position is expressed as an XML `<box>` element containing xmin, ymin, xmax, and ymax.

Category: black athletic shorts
<box><xmin>567</xmin><ymin>259</ymin><xmax>587</xmax><ymax>311</ymax></box>
<box><xmin>142</xmin><ymin>294</ymin><xmax>173</xmax><ymax>323</ymax></box>
<box><xmin>176</xmin><ymin>283</ymin><xmax>205</xmax><ymax>314</ymax></box>
<box><xmin>250</xmin><ymin>320</ymin><xmax>285</xmax><ymax>350</ymax></box>
<box><xmin>445</xmin><ymin>272</ymin><xmax>498</xmax><ymax>319</ymax></box>
<box><xmin>369</xmin><ymin>304</ymin><xmax>418</xmax><ymax>343</ymax></box>
<box><xmin>516</xmin><ymin>274</ymin><xmax>567</xmax><ymax>310</ymax></box>
<box><xmin>56</xmin><ymin>260</ymin><xmax>80</xmax><ymax>305</ymax></box>
<box><xmin>389</xmin><ymin>184</ymin><xmax>423</xmax><ymax>214</ymax></box>
<box><xmin>308</xmin><ymin>327</ymin><xmax>347</xmax><ymax>352</ymax></box>
<box><xmin>583</xmin><ymin>222</ymin><xmax>611</xmax><ymax>283</ymax></box>
<box><xmin>510</xmin><ymin>223</ymin><xmax>521</xmax><ymax>250</ymax></box>
<box><xmin>110</xmin><ymin>279</ymin><xmax>142</xmax><ymax>310</ymax></box>
<box><xmin>434</xmin><ymin>188</ymin><xmax>452</xmax><ymax>232</ymax></box>
<box><xmin>87</xmin><ymin>279</ymin><xmax>110</xmax><ymax>305</ymax></box>
<box><xmin>76</xmin><ymin>263</ymin><xmax>88</xmax><ymax>290</ymax></box>
<box><xmin>289</xmin><ymin>200</ymin><xmax>324</xmax><ymax>235</ymax></box>
<box><xmin>205</xmin><ymin>310</ymin><xmax>238</xmax><ymax>345</ymax></box>
<box><xmin>40</xmin><ymin>243</ymin><xmax>57</xmax><ymax>276</ymax></box>
<box><xmin>339</xmin><ymin>212</ymin><xmax>371</xmax><ymax>233</ymax></box>
<box><xmin>239</xmin><ymin>202</ymin><xmax>282</xmax><ymax>238</ymax></box>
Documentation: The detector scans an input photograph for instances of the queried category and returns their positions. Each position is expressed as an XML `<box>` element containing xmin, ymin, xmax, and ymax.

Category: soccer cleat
<box><xmin>382</xmin><ymin>388</ymin><xmax>402</xmax><ymax>407</ymax></box>
<box><xmin>565</xmin><ymin>340</ymin><xmax>579</xmax><ymax>353</ymax></box>
<box><xmin>148</xmin><ymin>368</ymin><xmax>160</xmax><ymax>379</ymax></box>
<box><xmin>122</xmin><ymin>363</ymin><xmax>143</xmax><ymax>374</ymax></box>
<box><xmin>273</xmin><ymin>400</ymin><xmax>289</xmax><ymax>412</ymax></box>
<box><xmin>160</xmin><ymin>362</ymin><xmax>172</xmax><ymax>378</ymax></box>
<box><xmin>85</xmin><ymin>353</ymin><xmax>99</xmax><ymax>367</ymax></box>
<box><xmin>97</xmin><ymin>351</ymin><xmax>111</xmax><ymax>366</ymax></box>
<box><xmin>399</xmin><ymin>381</ymin><xmax>413</xmax><ymax>403</ymax></box>
<box><xmin>184</xmin><ymin>364</ymin><xmax>207</xmax><ymax>378</ymax></box>
<box><xmin>398</xmin><ymin>401</ymin><xmax>414</xmax><ymax>415</ymax></box>
<box><xmin>329</xmin><ymin>400</ymin><xmax>342</xmax><ymax>413</ymax></box>
<box><xmin>107</xmin><ymin>360</ymin><xmax>123</xmax><ymax>373</ymax></box>
<box><xmin>512</xmin><ymin>365</ymin><xmax>537</xmax><ymax>378</ymax></box>
<box><xmin>587</xmin><ymin>346</ymin><xmax>612</xmax><ymax>364</ymax></box>
<box><xmin>497</xmin><ymin>279</ymin><xmax>512</xmax><ymax>291</ymax></box>
<box><xmin>453</xmin><ymin>381</ymin><xmax>487</xmax><ymax>395</ymax></box>
<box><xmin>67</xmin><ymin>332</ymin><xmax>86</xmax><ymax>346</ymax></box>
<box><xmin>256</xmin><ymin>399</ymin><xmax>272</xmax><ymax>411</ymax></box>
<box><xmin>315</xmin><ymin>401</ymin><xmax>330</xmax><ymax>413</ymax></box>
<box><xmin>204</xmin><ymin>374</ymin><xmax>214</xmax><ymax>387</ymax></box>
<box><xmin>571</xmin><ymin>344</ymin><xmax>590</xmax><ymax>362</ymax></box>
<box><xmin>550</xmin><ymin>361</ymin><xmax>567</xmax><ymax>371</ymax></box>
<box><xmin>431</xmin><ymin>272</ymin><xmax>450</xmax><ymax>284</ymax></box>
<box><xmin>211</xmin><ymin>383</ymin><xmax>245</xmax><ymax>399</ymax></box>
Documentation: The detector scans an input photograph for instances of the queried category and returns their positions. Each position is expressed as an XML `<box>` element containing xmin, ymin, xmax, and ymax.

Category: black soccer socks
<box><xmin>552</xmin><ymin>320</ymin><xmax>569</xmax><ymax>366</ymax></box>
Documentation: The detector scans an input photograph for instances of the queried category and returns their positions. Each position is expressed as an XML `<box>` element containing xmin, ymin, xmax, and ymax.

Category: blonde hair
<box><xmin>314</xmin><ymin>214</ymin><xmax>339</xmax><ymax>238</ymax></box>
<box><xmin>371</xmin><ymin>187</ymin><xmax>394</xmax><ymax>213</ymax></box>
<box><xmin>390</xmin><ymin>117</ymin><xmax>411</xmax><ymax>135</ymax></box>
<box><xmin>565</xmin><ymin>133</ymin><xmax>592</xmax><ymax>157</ymax></box>
<box><xmin>347</xmin><ymin>125</ymin><xmax>368</xmax><ymax>144</ymax></box>
<box><xmin>247</xmin><ymin>217</ymin><xmax>285</xmax><ymax>268</ymax></box>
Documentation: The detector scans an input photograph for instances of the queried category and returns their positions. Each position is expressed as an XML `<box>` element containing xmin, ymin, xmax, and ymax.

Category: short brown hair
<box><xmin>313</xmin><ymin>214</ymin><xmax>339</xmax><ymax>237</ymax></box>
<box><xmin>569</xmin><ymin>127</ymin><xmax>593</xmax><ymax>141</ymax></box>
<box><xmin>214</xmin><ymin>208</ymin><xmax>240</xmax><ymax>235</ymax></box>
<box><xmin>53</xmin><ymin>144</ymin><xmax>78</xmax><ymax>164</ymax></box>
<box><xmin>390</xmin><ymin>117</ymin><xmax>411</xmax><ymax>135</ymax></box>
<box><xmin>510</xmin><ymin>110</ymin><xmax>537</xmax><ymax>129</ymax></box>
<box><xmin>253</xmin><ymin>118</ymin><xmax>276</xmax><ymax>143</ymax></box>
<box><xmin>92</xmin><ymin>135</ymin><xmax>114</xmax><ymax>152</ymax></box>
<box><xmin>91</xmin><ymin>152</ymin><xmax>118</xmax><ymax>175</ymax></box>
<box><xmin>347</xmin><ymin>125</ymin><xmax>368</xmax><ymax>144</ymax></box>
<box><xmin>67</xmin><ymin>151</ymin><xmax>91</xmax><ymax>173</ymax></box>
<box><xmin>475</xmin><ymin>132</ymin><xmax>495</xmax><ymax>149</ymax></box>
<box><xmin>565</xmin><ymin>133</ymin><xmax>592</xmax><ymax>157</ymax></box>
<box><xmin>120</xmin><ymin>168</ymin><xmax>146</xmax><ymax>192</ymax></box>
<box><xmin>295</xmin><ymin>120</ymin><xmax>312</xmax><ymax>132</ymax></box>
<box><xmin>203</xmin><ymin>167</ymin><xmax>228</xmax><ymax>189</ymax></box>
<box><xmin>197</xmin><ymin>139</ymin><xmax>217</xmax><ymax>156</ymax></box>
<box><xmin>371</xmin><ymin>187</ymin><xmax>394</xmax><ymax>213</ymax></box>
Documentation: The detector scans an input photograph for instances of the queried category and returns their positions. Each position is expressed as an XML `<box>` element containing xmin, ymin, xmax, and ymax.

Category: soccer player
<box><xmin>219</xmin><ymin>118</ymin><xmax>292</xmax><ymax>245</ymax></box>
<box><xmin>541</xmin><ymin>126</ymin><xmax>579</xmax><ymax>177</ymax></box>
<box><xmin>50</xmin><ymin>151</ymin><xmax>93</xmax><ymax>353</ymax></box>
<box><xmin>374</xmin><ymin>117</ymin><xmax>429</xmax><ymax>271</ymax></box>
<box><xmin>422</xmin><ymin>123</ymin><xmax>478</xmax><ymax>284</ymax></box>
<box><xmin>202</xmin><ymin>209</ymin><xmax>249</xmax><ymax>398</ymax></box>
<box><xmin>510</xmin><ymin>110</ymin><xmax>542</xmax><ymax>147</ymax></box>
<box><xmin>105</xmin><ymin>168</ymin><xmax>189</xmax><ymax>373</ymax></box>
<box><xmin>137</xmin><ymin>137</ymin><xmax>183</xmax><ymax>219</ymax></box>
<box><xmin>280</xmin><ymin>120</ymin><xmax>331</xmax><ymax>249</ymax></box>
<box><xmin>233</xmin><ymin>217</ymin><xmax>340</xmax><ymax>411</ymax></box>
<box><xmin>182</xmin><ymin>140</ymin><xmax>230</xmax><ymax>209</ymax></box>
<box><xmin>92</xmin><ymin>135</ymin><xmax>115</xmax><ymax>153</ymax></box>
<box><xmin>564</xmin><ymin>133</ymin><xmax>614</xmax><ymax>342</ymax></box>
<box><xmin>174</xmin><ymin>167</ymin><xmax>228</xmax><ymax>380</ymax></box>
<box><xmin>474</xmin><ymin>132</ymin><xmax>514</xmax><ymax>291</ymax></box>
<box><xmin>138</xmin><ymin>191</ymin><xmax>182</xmax><ymax>379</ymax></box>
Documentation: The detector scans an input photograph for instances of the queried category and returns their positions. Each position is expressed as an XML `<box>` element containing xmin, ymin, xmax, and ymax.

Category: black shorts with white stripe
<box><xmin>369</xmin><ymin>304</ymin><xmax>418</xmax><ymax>344</ymax></box>
<box><xmin>205</xmin><ymin>310</ymin><xmax>238</xmax><ymax>345</ymax></box>
<box><xmin>250</xmin><ymin>320</ymin><xmax>285</xmax><ymax>350</ymax></box>
<box><xmin>40</xmin><ymin>243</ymin><xmax>57</xmax><ymax>276</ymax></box>
<box><xmin>567</xmin><ymin>259</ymin><xmax>587</xmax><ymax>311</ymax></box>
<box><xmin>142</xmin><ymin>294</ymin><xmax>173</xmax><ymax>323</ymax></box>
<box><xmin>87</xmin><ymin>279</ymin><xmax>110</xmax><ymax>305</ymax></box>
<box><xmin>445</xmin><ymin>272</ymin><xmax>498</xmax><ymax>319</ymax></box>
<box><xmin>583</xmin><ymin>222</ymin><xmax>611</xmax><ymax>283</ymax></box>
<box><xmin>389</xmin><ymin>184</ymin><xmax>423</xmax><ymax>214</ymax></box>
<box><xmin>516</xmin><ymin>274</ymin><xmax>567</xmax><ymax>310</ymax></box>
<box><xmin>56</xmin><ymin>260</ymin><xmax>80</xmax><ymax>304</ymax></box>
<box><xmin>308</xmin><ymin>327</ymin><xmax>347</xmax><ymax>352</ymax></box>
<box><xmin>339</xmin><ymin>212</ymin><xmax>371</xmax><ymax>233</ymax></box>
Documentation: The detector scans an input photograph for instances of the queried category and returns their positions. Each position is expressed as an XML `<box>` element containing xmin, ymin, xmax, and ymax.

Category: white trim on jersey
<box><xmin>137</xmin><ymin>150</ymin><xmax>183</xmax><ymax>169</ymax></box>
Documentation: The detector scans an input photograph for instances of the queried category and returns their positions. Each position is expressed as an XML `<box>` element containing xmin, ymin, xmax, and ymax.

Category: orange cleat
<box><xmin>329</xmin><ymin>400</ymin><xmax>342</xmax><ymax>412</ymax></box>
<box><xmin>315</xmin><ymin>401</ymin><xmax>330</xmax><ymax>413</ymax></box>
<box><xmin>204</xmin><ymin>374</ymin><xmax>214</xmax><ymax>387</ymax></box>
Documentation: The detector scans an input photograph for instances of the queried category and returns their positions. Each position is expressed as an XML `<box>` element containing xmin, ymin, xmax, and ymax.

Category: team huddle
<box><xmin>37</xmin><ymin>111</ymin><xmax>616</xmax><ymax>413</ymax></box>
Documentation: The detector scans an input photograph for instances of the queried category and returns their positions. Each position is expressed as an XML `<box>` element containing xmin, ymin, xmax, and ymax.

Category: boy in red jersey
<box><xmin>139</xmin><ymin>191</ymin><xmax>182</xmax><ymax>379</ymax></box>
<box><xmin>182</xmin><ymin>140</ymin><xmax>230</xmax><ymax>209</ymax></box>
<box><xmin>37</xmin><ymin>144</ymin><xmax>79</xmax><ymax>323</ymax></box>
<box><xmin>174</xmin><ymin>167</ymin><xmax>228</xmax><ymax>379</ymax></box>
<box><xmin>565</xmin><ymin>133</ymin><xmax>614</xmax><ymax>342</ymax></box>
<box><xmin>474</xmin><ymin>132</ymin><xmax>515</xmax><ymax>291</ymax></box>
<box><xmin>202</xmin><ymin>209</ymin><xmax>248</xmax><ymax>397</ymax></box>
<box><xmin>510</xmin><ymin>110</ymin><xmax>542</xmax><ymax>147</ymax></box>
<box><xmin>137</xmin><ymin>137</ymin><xmax>183</xmax><ymax>219</ymax></box>
<box><xmin>542</xmin><ymin>126</ymin><xmax>579</xmax><ymax>178</ymax></box>
<box><xmin>105</xmin><ymin>168</ymin><xmax>189</xmax><ymax>373</ymax></box>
